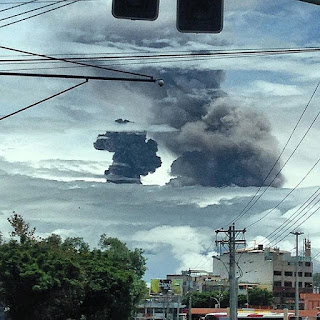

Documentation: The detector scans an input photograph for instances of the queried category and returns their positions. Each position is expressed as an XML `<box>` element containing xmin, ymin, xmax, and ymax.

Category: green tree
<box><xmin>183</xmin><ymin>291</ymin><xmax>247</xmax><ymax>308</ymax></box>
<box><xmin>248</xmin><ymin>287</ymin><xmax>274</xmax><ymax>306</ymax></box>
<box><xmin>183</xmin><ymin>291</ymin><xmax>228</xmax><ymax>308</ymax></box>
<box><xmin>0</xmin><ymin>214</ymin><xmax>147</xmax><ymax>320</ymax></box>
<box><xmin>313</xmin><ymin>273</ymin><xmax>320</xmax><ymax>289</ymax></box>
<box><xmin>238</xmin><ymin>294</ymin><xmax>248</xmax><ymax>308</ymax></box>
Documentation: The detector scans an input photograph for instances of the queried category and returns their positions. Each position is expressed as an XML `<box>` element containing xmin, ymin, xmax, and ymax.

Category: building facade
<box><xmin>212</xmin><ymin>241</ymin><xmax>313</xmax><ymax>309</ymax></box>
<box><xmin>166</xmin><ymin>270</ymin><xmax>225</xmax><ymax>295</ymax></box>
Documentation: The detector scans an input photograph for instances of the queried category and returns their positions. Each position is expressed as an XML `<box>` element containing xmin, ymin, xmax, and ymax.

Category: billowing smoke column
<box><xmin>91</xmin><ymin>67</ymin><xmax>284</xmax><ymax>188</ymax></box>
<box><xmin>167</xmin><ymin>98</ymin><xmax>285</xmax><ymax>187</ymax></box>
<box><xmin>138</xmin><ymin>68</ymin><xmax>285</xmax><ymax>188</ymax></box>
<box><xmin>94</xmin><ymin>120</ymin><xmax>161</xmax><ymax>184</ymax></box>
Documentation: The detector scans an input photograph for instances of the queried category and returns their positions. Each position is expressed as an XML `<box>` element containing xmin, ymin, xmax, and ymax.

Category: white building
<box><xmin>212</xmin><ymin>241</ymin><xmax>313</xmax><ymax>308</ymax></box>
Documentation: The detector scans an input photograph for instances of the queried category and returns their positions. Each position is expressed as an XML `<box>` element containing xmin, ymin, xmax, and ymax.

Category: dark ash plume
<box><xmin>110</xmin><ymin>68</ymin><xmax>284</xmax><ymax>188</ymax></box>
<box><xmin>94</xmin><ymin>123</ymin><xmax>161</xmax><ymax>184</ymax></box>
<box><xmin>167</xmin><ymin>98</ymin><xmax>285</xmax><ymax>187</ymax></box>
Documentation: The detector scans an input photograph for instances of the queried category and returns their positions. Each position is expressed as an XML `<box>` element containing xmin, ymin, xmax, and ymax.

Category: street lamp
<box><xmin>210</xmin><ymin>296</ymin><xmax>221</xmax><ymax>308</ymax></box>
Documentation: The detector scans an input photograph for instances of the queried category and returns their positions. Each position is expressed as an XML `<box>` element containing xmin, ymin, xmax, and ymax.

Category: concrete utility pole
<box><xmin>188</xmin><ymin>269</ymin><xmax>192</xmax><ymax>320</ymax></box>
<box><xmin>215</xmin><ymin>224</ymin><xmax>246</xmax><ymax>320</ymax></box>
<box><xmin>291</xmin><ymin>231</ymin><xmax>304</xmax><ymax>320</ymax></box>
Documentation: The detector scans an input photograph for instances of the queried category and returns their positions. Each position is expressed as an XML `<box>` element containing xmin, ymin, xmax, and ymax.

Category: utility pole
<box><xmin>291</xmin><ymin>231</ymin><xmax>304</xmax><ymax>320</ymax></box>
<box><xmin>215</xmin><ymin>224</ymin><xmax>246</xmax><ymax>320</ymax></box>
<box><xmin>188</xmin><ymin>269</ymin><xmax>192</xmax><ymax>320</ymax></box>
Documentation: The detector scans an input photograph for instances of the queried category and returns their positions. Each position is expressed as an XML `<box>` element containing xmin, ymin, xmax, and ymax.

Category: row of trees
<box><xmin>0</xmin><ymin>214</ymin><xmax>148</xmax><ymax>320</ymax></box>
<box><xmin>0</xmin><ymin>213</ymin><xmax>277</xmax><ymax>319</ymax></box>
<box><xmin>184</xmin><ymin>287</ymin><xmax>274</xmax><ymax>308</ymax></box>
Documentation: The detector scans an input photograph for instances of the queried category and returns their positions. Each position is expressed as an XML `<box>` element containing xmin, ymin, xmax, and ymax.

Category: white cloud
<box><xmin>133</xmin><ymin>225</ymin><xmax>215</xmax><ymax>272</ymax></box>
<box><xmin>0</xmin><ymin>167</ymin><xmax>319</xmax><ymax>277</ymax></box>
<box><xmin>252</xmin><ymin>80</ymin><xmax>303</xmax><ymax>96</ymax></box>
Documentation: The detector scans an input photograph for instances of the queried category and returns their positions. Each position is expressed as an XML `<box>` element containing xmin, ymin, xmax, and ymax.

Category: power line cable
<box><xmin>0</xmin><ymin>47</ymin><xmax>319</xmax><ymax>64</ymax></box>
<box><xmin>270</xmin><ymin>202</ymin><xmax>320</xmax><ymax>247</ymax></box>
<box><xmin>0</xmin><ymin>46</ymin><xmax>318</xmax><ymax>58</ymax></box>
<box><xmin>246</xmin><ymin>156</ymin><xmax>320</xmax><ymax>229</ymax></box>
<box><xmin>1</xmin><ymin>50</ymin><xmax>320</xmax><ymax>74</ymax></box>
<box><xmin>0</xmin><ymin>0</ymin><xmax>67</xmax><ymax>22</ymax></box>
<box><xmin>0</xmin><ymin>45</ymin><xmax>155</xmax><ymax>79</ymax></box>
<box><xmin>193</xmin><ymin>228</ymin><xmax>246</xmax><ymax>270</ymax></box>
<box><xmin>0</xmin><ymin>0</ymin><xmax>38</xmax><ymax>13</ymax></box>
<box><xmin>268</xmin><ymin>198</ymin><xmax>320</xmax><ymax>247</ymax></box>
<box><xmin>189</xmin><ymin>147</ymin><xmax>319</xmax><ymax>270</ymax></box>
<box><xmin>261</xmin><ymin>188</ymin><xmax>320</xmax><ymax>245</ymax></box>
<box><xmin>227</xmin><ymin>80</ymin><xmax>320</xmax><ymax>228</ymax></box>
<box><xmin>0</xmin><ymin>79</ymin><xmax>87</xmax><ymax>121</ymax></box>
<box><xmin>0</xmin><ymin>0</ymin><xmax>80</xmax><ymax>28</ymax></box>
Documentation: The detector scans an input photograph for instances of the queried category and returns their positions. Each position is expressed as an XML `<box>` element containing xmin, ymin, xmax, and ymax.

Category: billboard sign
<box><xmin>150</xmin><ymin>279</ymin><xmax>183</xmax><ymax>296</ymax></box>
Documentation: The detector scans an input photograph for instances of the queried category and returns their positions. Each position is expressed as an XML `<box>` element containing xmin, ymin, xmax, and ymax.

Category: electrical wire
<box><xmin>0</xmin><ymin>0</ymin><xmax>38</xmax><ymax>13</ymax></box>
<box><xmin>0</xmin><ymin>45</ymin><xmax>155</xmax><ymax>79</ymax></box>
<box><xmin>193</xmin><ymin>230</ymin><xmax>246</xmax><ymax>271</ymax></box>
<box><xmin>0</xmin><ymin>0</ymin><xmax>67</xmax><ymax>22</ymax></box>
<box><xmin>264</xmin><ymin>196</ymin><xmax>320</xmax><ymax>247</ymax></box>
<box><xmin>225</xmin><ymin>80</ymin><xmax>320</xmax><ymax>229</ymax></box>
<box><xmin>261</xmin><ymin>188</ymin><xmax>320</xmax><ymax>246</ymax></box>
<box><xmin>0</xmin><ymin>49</ymin><xmax>319</xmax><ymax>75</ymax></box>
<box><xmin>246</xmin><ymin>156</ymin><xmax>320</xmax><ymax>229</ymax></box>
<box><xmin>0</xmin><ymin>52</ymin><xmax>300</xmax><ymax>69</ymax></box>
<box><xmin>0</xmin><ymin>0</ymin><xmax>80</xmax><ymax>28</ymax></box>
<box><xmin>0</xmin><ymin>47</ymin><xmax>319</xmax><ymax>65</ymax></box>
<box><xmin>0</xmin><ymin>45</ymin><xmax>317</xmax><ymax>58</ymax></box>
<box><xmin>0</xmin><ymin>79</ymin><xmax>87</xmax><ymax>121</ymax></box>
<box><xmin>270</xmin><ymin>203</ymin><xmax>320</xmax><ymax>248</ymax></box>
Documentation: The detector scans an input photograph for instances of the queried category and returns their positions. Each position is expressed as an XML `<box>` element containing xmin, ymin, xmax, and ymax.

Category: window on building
<box><xmin>305</xmin><ymin>262</ymin><xmax>311</xmax><ymax>267</ymax></box>
<box><xmin>299</xmin><ymin>262</ymin><xmax>303</xmax><ymax>266</ymax></box>
<box><xmin>284</xmin><ymin>281</ymin><xmax>292</xmax><ymax>287</ymax></box>
<box><xmin>274</xmin><ymin>281</ymin><xmax>281</xmax><ymax>287</ymax></box>
<box><xmin>299</xmin><ymin>282</ymin><xmax>302</xmax><ymax>288</ymax></box>
<box><xmin>304</xmin><ymin>272</ymin><xmax>312</xmax><ymax>277</ymax></box>
<box><xmin>274</xmin><ymin>271</ymin><xmax>282</xmax><ymax>276</ymax></box>
<box><xmin>288</xmin><ymin>262</ymin><xmax>291</xmax><ymax>266</ymax></box>
<box><xmin>298</xmin><ymin>272</ymin><xmax>302</xmax><ymax>277</ymax></box>
<box><xmin>285</xmin><ymin>271</ymin><xmax>293</xmax><ymax>276</ymax></box>
<box><xmin>305</xmin><ymin>282</ymin><xmax>312</xmax><ymax>288</ymax></box>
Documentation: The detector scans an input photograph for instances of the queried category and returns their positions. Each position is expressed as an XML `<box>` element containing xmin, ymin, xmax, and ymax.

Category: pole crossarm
<box><xmin>215</xmin><ymin>224</ymin><xmax>246</xmax><ymax>320</ymax></box>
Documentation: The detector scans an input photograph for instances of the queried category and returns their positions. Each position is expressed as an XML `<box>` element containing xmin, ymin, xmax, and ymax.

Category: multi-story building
<box><xmin>212</xmin><ymin>240</ymin><xmax>313</xmax><ymax>309</ymax></box>
<box><xmin>166</xmin><ymin>270</ymin><xmax>224</xmax><ymax>295</ymax></box>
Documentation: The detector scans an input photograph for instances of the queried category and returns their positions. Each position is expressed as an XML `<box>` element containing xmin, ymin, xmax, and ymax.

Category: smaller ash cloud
<box><xmin>94</xmin><ymin>119</ymin><xmax>161</xmax><ymax>184</ymax></box>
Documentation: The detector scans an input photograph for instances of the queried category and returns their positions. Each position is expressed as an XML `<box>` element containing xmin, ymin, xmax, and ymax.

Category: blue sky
<box><xmin>0</xmin><ymin>0</ymin><xmax>320</xmax><ymax>280</ymax></box>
